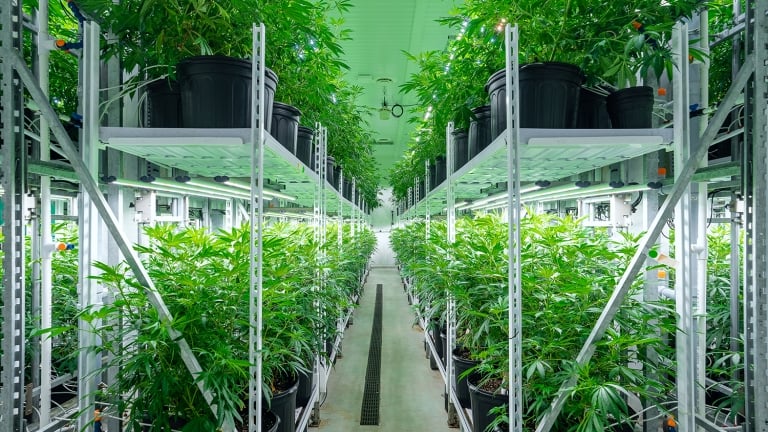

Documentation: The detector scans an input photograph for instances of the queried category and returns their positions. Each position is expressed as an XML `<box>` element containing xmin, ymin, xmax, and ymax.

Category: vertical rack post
<box><xmin>351</xmin><ymin>178</ymin><xmax>356</xmax><ymax>238</ymax></box>
<box><xmin>248</xmin><ymin>22</ymin><xmax>267</xmax><ymax>432</ymax></box>
<box><xmin>445</xmin><ymin>121</ymin><xmax>459</xmax><ymax>427</ymax></box>
<box><xmin>504</xmin><ymin>23</ymin><xmax>523</xmax><ymax>432</ymax></box>
<box><xmin>77</xmin><ymin>21</ymin><xmax>103</xmax><ymax>432</ymax></box>
<box><xmin>318</xmin><ymin>125</ymin><xmax>329</xmax><ymax>399</ymax></box>
<box><xmin>745</xmin><ymin>0</ymin><xmax>768</xmax><ymax>429</ymax></box>
<box><xmin>310</xmin><ymin>121</ymin><xmax>324</xmax><ymax>426</ymax></box>
<box><xmin>1</xmin><ymin>0</ymin><xmax>27</xmax><ymax>430</ymax></box>
<box><xmin>642</xmin><ymin>152</ymin><xmax>662</xmax><ymax>432</ymax></box>
<box><xmin>34</xmin><ymin>0</ymin><xmax>54</xmax><ymax>425</ymax></box>
<box><xmin>671</xmin><ymin>21</ymin><xmax>696</xmax><ymax>431</ymax></box>
<box><xmin>425</xmin><ymin>160</ymin><xmax>430</xmax><ymax>237</ymax></box>
<box><xmin>338</xmin><ymin>170</ymin><xmax>343</xmax><ymax>249</ymax></box>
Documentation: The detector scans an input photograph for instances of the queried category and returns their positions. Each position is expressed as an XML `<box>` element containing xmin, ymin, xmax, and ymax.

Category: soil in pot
<box><xmin>453</xmin><ymin>347</ymin><xmax>479</xmax><ymax>408</ymax></box>
<box><xmin>486</xmin><ymin>63</ymin><xmax>584</xmax><ymax>136</ymax></box>
<box><xmin>452</xmin><ymin>128</ymin><xmax>469</xmax><ymax>173</ymax></box>
<box><xmin>468</xmin><ymin>105</ymin><xmax>492</xmax><ymax>159</ymax></box>
<box><xmin>296</xmin><ymin>126</ymin><xmax>315</xmax><ymax>169</ymax></box>
<box><xmin>576</xmin><ymin>87</ymin><xmax>612</xmax><ymax>129</ymax></box>
<box><xmin>144</xmin><ymin>78</ymin><xmax>181</xmax><ymax>128</ymax></box>
<box><xmin>468</xmin><ymin>374</ymin><xmax>507</xmax><ymax>432</ymax></box>
<box><xmin>606</xmin><ymin>86</ymin><xmax>654</xmax><ymax>128</ymax></box>
<box><xmin>265</xmin><ymin>374</ymin><xmax>300</xmax><ymax>432</ymax></box>
<box><xmin>177</xmin><ymin>55</ymin><xmax>278</xmax><ymax>129</ymax></box>
<box><xmin>271</xmin><ymin>102</ymin><xmax>302</xmax><ymax>153</ymax></box>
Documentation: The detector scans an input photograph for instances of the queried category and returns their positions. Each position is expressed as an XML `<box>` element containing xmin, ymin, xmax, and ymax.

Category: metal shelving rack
<box><xmin>1</xmin><ymin>7</ymin><xmax>365</xmax><ymax>431</ymax></box>
<box><xmin>397</xmin><ymin>6</ymin><xmax>768</xmax><ymax>430</ymax></box>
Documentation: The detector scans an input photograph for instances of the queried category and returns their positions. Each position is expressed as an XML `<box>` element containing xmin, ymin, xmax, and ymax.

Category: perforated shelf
<box><xmin>100</xmin><ymin>127</ymin><xmax>357</xmax><ymax>210</ymax></box>
<box><xmin>405</xmin><ymin>127</ymin><xmax>674</xmax><ymax>217</ymax></box>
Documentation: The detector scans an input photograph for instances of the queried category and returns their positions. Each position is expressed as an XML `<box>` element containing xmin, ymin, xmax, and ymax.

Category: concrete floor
<box><xmin>315</xmin><ymin>231</ymin><xmax>452</xmax><ymax>431</ymax></box>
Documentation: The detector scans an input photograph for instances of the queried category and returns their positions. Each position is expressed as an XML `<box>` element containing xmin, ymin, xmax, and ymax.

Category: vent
<box><xmin>360</xmin><ymin>284</ymin><xmax>384</xmax><ymax>425</ymax></box>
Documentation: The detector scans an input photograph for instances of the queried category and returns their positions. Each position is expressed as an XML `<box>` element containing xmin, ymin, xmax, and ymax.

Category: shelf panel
<box><xmin>100</xmin><ymin>127</ymin><xmax>356</xmax><ymax>210</ymax></box>
<box><xmin>404</xmin><ymin>127</ymin><xmax>673</xmax><ymax>218</ymax></box>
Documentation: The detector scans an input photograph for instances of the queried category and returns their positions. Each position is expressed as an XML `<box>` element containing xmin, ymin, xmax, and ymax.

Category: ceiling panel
<box><xmin>339</xmin><ymin>0</ymin><xmax>458</xmax><ymax>185</ymax></box>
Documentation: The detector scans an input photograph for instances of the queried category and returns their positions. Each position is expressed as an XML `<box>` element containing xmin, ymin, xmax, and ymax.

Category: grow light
<box><xmin>110</xmin><ymin>179</ymin><xmax>242</xmax><ymax>201</ymax></box>
<box><xmin>223</xmin><ymin>179</ymin><xmax>298</xmax><ymax>202</ymax></box>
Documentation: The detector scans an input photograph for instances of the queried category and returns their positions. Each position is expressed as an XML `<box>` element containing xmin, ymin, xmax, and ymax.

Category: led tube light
<box><xmin>152</xmin><ymin>178</ymin><xmax>251</xmax><ymax>200</ymax></box>
<box><xmin>111</xmin><ymin>179</ymin><xmax>240</xmax><ymax>201</ymax></box>
<box><xmin>534</xmin><ymin>183</ymin><xmax>651</xmax><ymax>203</ymax></box>
<box><xmin>224</xmin><ymin>179</ymin><xmax>297</xmax><ymax>202</ymax></box>
<box><xmin>523</xmin><ymin>183</ymin><xmax>613</xmax><ymax>202</ymax></box>
<box><xmin>519</xmin><ymin>183</ymin><xmax>581</xmax><ymax>200</ymax></box>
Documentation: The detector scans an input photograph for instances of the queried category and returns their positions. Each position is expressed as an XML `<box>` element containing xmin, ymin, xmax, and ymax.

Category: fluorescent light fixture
<box><xmin>524</xmin><ymin>183</ymin><xmax>613</xmax><ymax>202</ymax></box>
<box><xmin>463</xmin><ymin>184</ymin><xmax>544</xmax><ymax>211</ymax></box>
<box><xmin>520</xmin><ymin>183</ymin><xmax>581</xmax><ymax>200</ymax></box>
<box><xmin>153</xmin><ymin>178</ymin><xmax>251</xmax><ymax>200</ymax></box>
<box><xmin>110</xmin><ymin>179</ymin><xmax>239</xmax><ymax>201</ymax></box>
<box><xmin>533</xmin><ymin>183</ymin><xmax>651</xmax><ymax>203</ymax></box>
<box><xmin>224</xmin><ymin>179</ymin><xmax>297</xmax><ymax>202</ymax></box>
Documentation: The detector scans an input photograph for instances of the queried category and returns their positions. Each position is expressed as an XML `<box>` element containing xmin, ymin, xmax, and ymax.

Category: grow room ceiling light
<box><xmin>205</xmin><ymin>176</ymin><xmax>298</xmax><ymax>202</ymax></box>
<box><xmin>110</xmin><ymin>179</ymin><xmax>243</xmax><ymax>201</ymax></box>
<box><xmin>533</xmin><ymin>183</ymin><xmax>652</xmax><ymax>203</ymax></box>
<box><xmin>222</xmin><ymin>179</ymin><xmax>298</xmax><ymax>202</ymax></box>
<box><xmin>153</xmin><ymin>178</ymin><xmax>252</xmax><ymax>200</ymax></box>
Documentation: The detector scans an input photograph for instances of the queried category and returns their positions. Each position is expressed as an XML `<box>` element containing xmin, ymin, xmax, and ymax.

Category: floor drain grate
<box><xmin>360</xmin><ymin>283</ymin><xmax>383</xmax><ymax>425</ymax></box>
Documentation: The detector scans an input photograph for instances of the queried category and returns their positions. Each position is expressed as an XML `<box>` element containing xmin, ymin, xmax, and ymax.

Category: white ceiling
<box><xmin>338</xmin><ymin>0</ymin><xmax>458</xmax><ymax>185</ymax></box>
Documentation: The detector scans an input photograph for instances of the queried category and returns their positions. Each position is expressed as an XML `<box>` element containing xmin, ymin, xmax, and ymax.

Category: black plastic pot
<box><xmin>468</xmin><ymin>105</ymin><xmax>492</xmax><ymax>158</ymax></box>
<box><xmin>430</xmin><ymin>322</ymin><xmax>444</xmax><ymax>364</ymax></box>
<box><xmin>343</xmin><ymin>179</ymin><xmax>353</xmax><ymax>201</ymax></box>
<box><xmin>428</xmin><ymin>163</ymin><xmax>437</xmax><ymax>191</ymax></box>
<box><xmin>435</xmin><ymin>155</ymin><xmax>447</xmax><ymax>185</ymax></box>
<box><xmin>177</xmin><ymin>55</ymin><xmax>278</xmax><ymax>129</ymax></box>
<box><xmin>452</xmin><ymin>348</ymin><xmax>479</xmax><ymax>408</ymax></box>
<box><xmin>332</xmin><ymin>165</ymin><xmax>342</xmax><ymax>190</ymax></box>
<box><xmin>296</xmin><ymin>126</ymin><xmax>315</xmax><ymax>169</ymax></box>
<box><xmin>576</xmin><ymin>87</ymin><xmax>612</xmax><ymax>129</ymax></box>
<box><xmin>429</xmin><ymin>349</ymin><xmax>439</xmax><ymax>370</ymax></box>
<box><xmin>486</xmin><ymin>63</ymin><xmax>584</xmax><ymax>137</ymax></box>
<box><xmin>237</xmin><ymin>411</ymin><xmax>280</xmax><ymax>432</ymax></box>
<box><xmin>325</xmin><ymin>156</ymin><xmax>336</xmax><ymax>186</ymax></box>
<box><xmin>296</xmin><ymin>369</ymin><xmax>314</xmax><ymax>408</ymax></box>
<box><xmin>468</xmin><ymin>375</ymin><xmax>507</xmax><ymax>432</ymax></box>
<box><xmin>144</xmin><ymin>79</ymin><xmax>181</xmax><ymax>128</ymax></box>
<box><xmin>606</xmin><ymin>86</ymin><xmax>654</xmax><ymax>128</ymax></box>
<box><xmin>267</xmin><ymin>375</ymin><xmax>299</xmax><ymax>432</ymax></box>
<box><xmin>452</xmin><ymin>128</ymin><xmax>469</xmax><ymax>173</ymax></box>
<box><xmin>271</xmin><ymin>102</ymin><xmax>302</xmax><ymax>154</ymax></box>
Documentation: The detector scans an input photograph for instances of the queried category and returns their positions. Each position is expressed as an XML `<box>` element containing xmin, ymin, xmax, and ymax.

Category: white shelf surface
<box><xmin>100</xmin><ymin>127</ymin><xmax>357</xmax><ymax>210</ymax></box>
<box><xmin>405</xmin><ymin>127</ymin><xmax>674</xmax><ymax>217</ymax></box>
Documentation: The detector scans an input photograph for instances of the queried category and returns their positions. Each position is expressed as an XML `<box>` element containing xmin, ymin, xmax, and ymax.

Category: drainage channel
<box><xmin>360</xmin><ymin>283</ymin><xmax>384</xmax><ymax>425</ymax></box>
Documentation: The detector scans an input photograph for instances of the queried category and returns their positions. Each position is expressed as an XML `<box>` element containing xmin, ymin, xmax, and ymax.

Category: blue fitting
<box><xmin>67</xmin><ymin>1</ymin><xmax>87</xmax><ymax>24</ymax></box>
<box><xmin>59</xmin><ymin>41</ymin><xmax>83</xmax><ymax>51</ymax></box>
